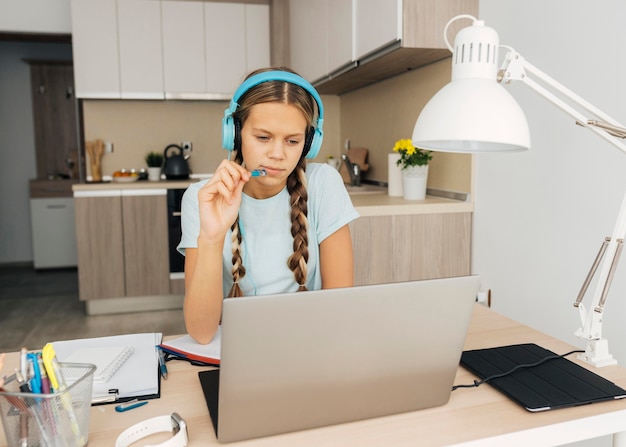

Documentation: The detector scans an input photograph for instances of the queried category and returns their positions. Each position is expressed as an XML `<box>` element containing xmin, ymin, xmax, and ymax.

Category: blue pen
<box><xmin>115</xmin><ymin>399</ymin><xmax>148</xmax><ymax>412</ymax></box>
<box><xmin>27</xmin><ymin>353</ymin><xmax>42</xmax><ymax>394</ymax></box>
<box><xmin>157</xmin><ymin>348</ymin><xmax>168</xmax><ymax>380</ymax></box>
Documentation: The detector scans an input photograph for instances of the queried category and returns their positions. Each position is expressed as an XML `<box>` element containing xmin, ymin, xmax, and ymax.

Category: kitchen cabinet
<box><xmin>354</xmin><ymin>0</ymin><xmax>401</xmax><ymax>60</ymax></box>
<box><xmin>118</xmin><ymin>0</ymin><xmax>164</xmax><ymax>99</ymax></box>
<box><xmin>71</xmin><ymin>0</ymin><xmax>269</xmax><ymax>100</ymax></box>
<box><xmin>163</xmin><ymin>1</ymin><xmax>270</xmax><ymax>99</ymax></box>
<box><xmin>350</xmin><ymin>212</ymin><xmax>471</xmax><ymax>286</ymax></box>
<box><xmin>70</xmin><ymin>0</ymin><xmax>120</xmax><ymax>98</ymax></box>
<box><xmin>289</xmin><ymin>0</ymin><xmax>352</xmax><ymax>84</ymax></box>
<box><xmin>74</xmin><ymin>189</ymin><xmax>170</xmax><ymax>302</ymax></box>
<box><xmin>162</xmin><ymin>1</ymin><xmax>206</xmax><ymax>96</ymax></box>
<box><xmin>30</xmin><ymin>180</ymin><xmax>79</xmax><ymax>269</ymax></box>
<box><xmin>30</xmin><ymin>198</ymin><xmax>78</xmax><ymax>269</ymax></box>
<box><xmin>286</xmin><ymin>0</ymin><xmax>478</xmax><ymax>94</ymax></box>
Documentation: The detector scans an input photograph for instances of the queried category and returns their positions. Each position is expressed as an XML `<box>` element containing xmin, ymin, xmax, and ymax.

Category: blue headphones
<box><xmin>222</xmin><ymin>71</ymin><xmax>324</xmax><ymax>159</ymax></box>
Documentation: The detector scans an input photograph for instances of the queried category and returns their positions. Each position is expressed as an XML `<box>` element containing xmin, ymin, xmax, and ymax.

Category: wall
<box><xmin>340</xmin><ymin>60</ymin><xmax>472</xmax><ymax>194</ymax></box>
<box><xmin>475</xmin><ymin>2</ymin><xmax>626</xmax><ymax>444</ymax></box>
<box><xmin>0</xmin><ymin>41</ymin><xmax>72</xmax><ymax>264</ymax></box>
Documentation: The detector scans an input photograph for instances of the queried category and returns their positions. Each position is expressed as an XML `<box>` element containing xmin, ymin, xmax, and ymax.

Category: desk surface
<box><xmin>3</xmin><ymin>305</ymin><xmax>626</xmax><ymax>446</ymax></box>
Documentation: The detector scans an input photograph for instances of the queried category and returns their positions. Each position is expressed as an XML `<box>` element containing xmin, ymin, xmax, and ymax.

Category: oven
<box><xmin>167</xmin><ymin>189</ymin><xmax>186</xmax><ymax>275</ymax></box>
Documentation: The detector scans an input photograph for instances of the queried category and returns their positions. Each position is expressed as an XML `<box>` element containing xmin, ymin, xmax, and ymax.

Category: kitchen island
<box><xmin>72</xmin><ymin>180</ymin><xmax>472</xmax><ymax>313</ymax></box>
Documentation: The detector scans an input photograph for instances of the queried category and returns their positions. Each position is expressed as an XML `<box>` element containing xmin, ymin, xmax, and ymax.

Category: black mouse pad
<box><xmin>460</xmin><ymin>343</ymin><xmax>626</xmax><ymax>412</ymax></box>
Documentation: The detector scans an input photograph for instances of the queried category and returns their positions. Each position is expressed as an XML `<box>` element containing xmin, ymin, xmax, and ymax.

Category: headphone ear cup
<box><xmin>233</xmin><ymin>118</ymin><xmax>242</xmax><ymax>152</ymax></box>
<box><xmin>302</xmin><ymin>127</ymin><xmax>314</xmax><ymax>158</ymax></box>
<box><xmin>305</xmin><ymin>127</ymin><xmax>323</xmax><ymax>159</ymax></box>
<box><xmin>222</xmin><ymin>113</ymin><xmax>236</xmax><ymax>151</ymax></box>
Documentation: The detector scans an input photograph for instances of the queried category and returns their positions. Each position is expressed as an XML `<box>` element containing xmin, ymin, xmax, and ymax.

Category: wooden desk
<box><xmin>3</xmin><ymin>305</ymin><xmax>626</xmax><ymax>446</ymax></box>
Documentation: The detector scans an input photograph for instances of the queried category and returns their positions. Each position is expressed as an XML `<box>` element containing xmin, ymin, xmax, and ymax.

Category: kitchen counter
<box><xmin>72</xmin><ymin>179</ymin><xmax>199</xmax><ymax>192</ymax></box>
<box><xmin>72</xmin><ymin>179</ymin><xmax>472</xmax><ymax>217</ymax></box>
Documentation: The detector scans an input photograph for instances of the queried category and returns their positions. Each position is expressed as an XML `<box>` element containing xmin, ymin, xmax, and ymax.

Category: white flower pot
<box><xmin>148</xmin><ymin>167</ymin><xmax>162</xmax><ymax>181</ymax></box>
<box><xmin>402</xmin><ymin>165</ymin><xmax>428</xmax><ymax>200</ymax></box>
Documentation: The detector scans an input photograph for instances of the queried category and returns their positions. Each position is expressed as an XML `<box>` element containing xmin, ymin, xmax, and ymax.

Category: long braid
<box><xmin>287</xmin><ymin>159</ymin><xmax>309</xmax><ymax>291</ymax></box>
<box><xmin>228</xmin><ymin>217</ymin><xmax>246</xmax><ymax>297</ymax></box>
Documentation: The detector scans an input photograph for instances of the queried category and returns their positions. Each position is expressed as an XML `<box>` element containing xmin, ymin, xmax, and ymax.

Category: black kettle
<box><xmin>163</xmin><ymin>144</ymin><xmax>190</xmax><ymax>180</ymax></box>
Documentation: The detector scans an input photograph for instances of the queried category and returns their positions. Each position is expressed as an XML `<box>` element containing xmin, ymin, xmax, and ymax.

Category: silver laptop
<box><xmin>198</xmin><ymin>275</ymin><xmax>480</xmax><ymax>443</ymax></box>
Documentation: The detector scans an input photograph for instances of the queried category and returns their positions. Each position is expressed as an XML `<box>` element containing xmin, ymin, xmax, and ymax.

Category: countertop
<box><xmin>72</xmin><ymin>179</ymin><xmax>473</xmax><ymax>216</ymax></box>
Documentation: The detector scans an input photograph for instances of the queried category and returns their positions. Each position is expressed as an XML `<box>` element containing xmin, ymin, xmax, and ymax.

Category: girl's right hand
<box><xmin>197</xmin><ymin>160</ymin><xmax>250</xmax><ymax>241</ymax></box>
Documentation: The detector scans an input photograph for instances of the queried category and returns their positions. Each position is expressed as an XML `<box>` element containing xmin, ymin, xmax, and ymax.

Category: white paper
<box><xmin>53</xmin><ymin>332</ymin><xmax>162</xmax><ymax>401</ymax></box>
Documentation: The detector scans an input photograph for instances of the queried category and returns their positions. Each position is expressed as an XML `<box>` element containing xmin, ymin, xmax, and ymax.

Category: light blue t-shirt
<box><xmin>177</xmin><ymin>163</ymin><xmax>359</xmax><ymax>297</ymax></box>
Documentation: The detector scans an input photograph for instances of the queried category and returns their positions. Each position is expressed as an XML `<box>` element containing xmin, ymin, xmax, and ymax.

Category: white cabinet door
<box><xmin>204</xmin><ymin>2</ymin><xmax>246</xmax><ymax>96</ymax></box>
<box><xmin>118</xmin><ymin>0</ymin><xmax>164</xmax><ymax>99</ymax></box>
<box><xmin>327</xmin><ymin>0</ymin><xmax>353</xmax><ymax>74</ymax></box>
<box><xmin>70</xmin><ymin>0</ymin><xmax>120</xmax><ymax>98</ymax></box>
<box><xmin>204</xmin><ymin>3</ymin><xmax>269</xmax><ymax>97</ymax></box>
<box><xmin>244</xmin><ymin>4</ymin><xmax>270</xmax><ymax>74</ymax></box>
<box><xmin>162</xmin><ymin>1</ymin><xmax>206</xmax><ymax>98</ymax></box>
<box><xmin>354</xmin><ymin>0</ymin><xmax>401</xmax><ymax>60</ymax></box>
<box><xmin>30</xmin><ymin>198</ymin><xmax>78</xmax><ymax>269</ymax></box>
<box><xmin>289</xmin><ymin>0</ymin><xmax>328</xmax><ymax>83</ymax></box>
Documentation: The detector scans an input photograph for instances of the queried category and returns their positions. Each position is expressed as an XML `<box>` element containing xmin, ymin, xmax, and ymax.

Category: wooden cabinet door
<box><xmin>122</xmin><ymin>192</ymin><xmax>170</xmax><ymax>297</ymax></box>
<box><xmin>29</xmin><ymin>62</ymin><xmax>79</xmax><ymax>179</ymax></box>
<box><xmin>350</xmin><ymin>213</ymin><xmax>471</xmax><ymax>286</ymax></box>
<box><xmin>70</xmin><ymin>0</ymin><xmax>120</xmax><ymax>98</ymax></box>
<box><xmin>74</xmin><ymin>194</ymin><xmax>125</xmax><ymax>300</ymax></box>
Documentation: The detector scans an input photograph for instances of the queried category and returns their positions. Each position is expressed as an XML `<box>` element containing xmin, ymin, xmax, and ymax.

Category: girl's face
<box><xmin>240</xmin><ymin>101</ymin><xmax>308</xmax><ymax>199</ymax></box>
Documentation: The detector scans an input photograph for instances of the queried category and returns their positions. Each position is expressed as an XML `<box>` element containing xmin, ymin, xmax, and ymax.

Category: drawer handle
<box><xmin>172</xmin><ymin>211</ymin><xmax>182</xmax><ymax>217</ymax></box>
<box><xmin>46</xmin><ymin>204</ymin><xmax>67</xmax><ymax>209</ymax></box>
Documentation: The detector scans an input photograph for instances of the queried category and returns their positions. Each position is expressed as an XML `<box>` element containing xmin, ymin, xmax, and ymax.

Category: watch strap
<box><xmin>115</xmin><ymin>414</ymin><xmax>187</xmax><ymax>447</ymax></box>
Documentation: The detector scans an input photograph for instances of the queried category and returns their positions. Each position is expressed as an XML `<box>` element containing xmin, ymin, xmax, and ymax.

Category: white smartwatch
<box><xmin>115</xmin><ymin>413</ymin><xmax>188</xmax><ymax>447</ymax></box>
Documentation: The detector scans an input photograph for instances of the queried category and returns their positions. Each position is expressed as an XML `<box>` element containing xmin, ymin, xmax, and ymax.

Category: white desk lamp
<box><xmin>413</xmin><ymin>14</ymin><xmax>626</xmax><ymax>367</ymax></box>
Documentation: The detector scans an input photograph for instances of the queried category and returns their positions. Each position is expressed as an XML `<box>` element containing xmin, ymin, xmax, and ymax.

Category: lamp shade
<box><xmin>412</xmin><ymin>78</ymin><xmax>531</xmax><ymax>152</ymax></box>
<box><xmin>412</xmin><ymin>16</ymin><xmax>531</xmax><ymax>153</ymax></box>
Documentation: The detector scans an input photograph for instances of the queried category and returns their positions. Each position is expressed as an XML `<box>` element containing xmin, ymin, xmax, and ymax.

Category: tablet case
<box><xmin>199</xmin><ymin>370</ymin><xmax>220</xmax><ymax>436</ymax></box>
<box><xmin>460</xmin><ymin>343</ymin><xmax>626</xmax><ymax>412</ymax></box>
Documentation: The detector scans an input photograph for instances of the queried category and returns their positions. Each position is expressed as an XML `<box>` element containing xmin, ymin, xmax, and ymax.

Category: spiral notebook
<box><xmin>53</xmin><ymin>332</ymin><xmax>162</xmax><ymax>404</ymax></box>
<box><xmin>64</xmin><ymin>346</ymin><xmax>135</xmax><ymax>383</ymax></box>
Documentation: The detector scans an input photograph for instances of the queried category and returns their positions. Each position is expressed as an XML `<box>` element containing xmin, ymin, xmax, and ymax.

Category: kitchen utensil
<box><xmin>85</xmin><ymin>139</ymin><xmax>105</xmax><ymax>182</ymax></box>
<box><xmin>163</xmin><ymin>144</ymin><xmax>190</xmax><ymax>180</ymax></box>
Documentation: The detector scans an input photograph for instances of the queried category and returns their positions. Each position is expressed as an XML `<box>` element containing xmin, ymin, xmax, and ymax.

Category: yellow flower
<box><xmin>393</xmin><ymin>139</ymin><xmax>432</xmax><ymax>169</ymax></box>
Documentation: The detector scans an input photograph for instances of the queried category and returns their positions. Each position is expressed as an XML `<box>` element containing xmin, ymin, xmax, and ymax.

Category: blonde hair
<box><xmin>228</xmin><ymin>68</ymin><xmax>316</xmax><ymax>297</ymax></box>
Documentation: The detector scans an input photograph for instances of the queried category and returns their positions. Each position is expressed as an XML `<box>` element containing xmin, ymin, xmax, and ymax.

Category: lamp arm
<box><xmin>500</xmin><ymin>49</ymin><xmax>626</xmax><ymax>365</ymax></box>
<box><xmin>499</xmin><ymin>50</ymin><xmax>626</xmax><ymax>155</ymax></box>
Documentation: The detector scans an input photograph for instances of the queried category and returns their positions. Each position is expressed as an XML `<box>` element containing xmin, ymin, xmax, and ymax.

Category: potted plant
<box><xmin>392</xmin><ymin>139</ymin><xmax>432</xmax><ymax>200</ymax></box>
<box><xmin>145</xmin><ymin>151</ymin><xmax>163</xmax><ymax>181</ymax></box>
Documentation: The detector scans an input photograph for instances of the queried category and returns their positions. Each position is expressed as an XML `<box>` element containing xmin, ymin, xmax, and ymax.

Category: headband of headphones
<box><xmin>222</xmin><ymin>70</ymin><xmax>324</xmax><ymax>159</ymax></box>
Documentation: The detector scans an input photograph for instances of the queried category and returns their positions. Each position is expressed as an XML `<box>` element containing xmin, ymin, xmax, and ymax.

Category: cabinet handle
<box><xmin>46</xmin><ymin>204</ymin><xmax>67</xmax><ymax>209</ymax></box>
<box><xmin>172</xmin><ymin>211</ymin><xmax>182</xmax><ymax>217</ymax></box>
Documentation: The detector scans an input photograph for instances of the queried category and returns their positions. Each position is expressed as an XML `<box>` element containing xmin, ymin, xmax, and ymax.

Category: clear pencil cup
<box><xmin>0</xmin><ymin>363</ymin><xmax>95</xmax><ymax>447</ymax></box>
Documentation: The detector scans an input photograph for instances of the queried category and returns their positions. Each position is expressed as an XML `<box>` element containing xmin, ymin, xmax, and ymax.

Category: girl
<box><xmin>178</xmin><ymin>68</ymin><xmax>359</xmax><ymax>344</ymax></box>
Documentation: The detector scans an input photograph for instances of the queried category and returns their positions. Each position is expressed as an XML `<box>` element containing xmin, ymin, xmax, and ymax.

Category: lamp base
<box><xmin>577</xmin><ymin>338</ymin><xmax>617</xmax><ymax>367</ymax></box>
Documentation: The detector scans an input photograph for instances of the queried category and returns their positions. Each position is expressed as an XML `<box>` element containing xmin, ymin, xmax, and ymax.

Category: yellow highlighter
<box><xmin>42</xmin><ymin>343</ymin><xmax>85</xmax><ymax>446</ymax></box>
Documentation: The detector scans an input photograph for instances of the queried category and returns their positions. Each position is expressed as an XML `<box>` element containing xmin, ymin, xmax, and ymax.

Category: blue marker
<box><xmin>115</xmin><ymin>399</ymin><xmax>149</xmax><ymax>412</ymax></box>
<box><xmin>27</xmin><ymin>353</ymin><xmax>42</xmax><ymax>394</ymax></box>
<box><xmin>250</xmin><ymin>169</ymin><xmax>267</xmax><ymax>177</ymax></box>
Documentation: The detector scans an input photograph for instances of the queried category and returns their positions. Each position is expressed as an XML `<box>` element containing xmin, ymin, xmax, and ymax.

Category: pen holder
<box><xmin>0</xmin><ymin>363</ymin><xmax>95</xmax><ymax>447</ymax></box>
